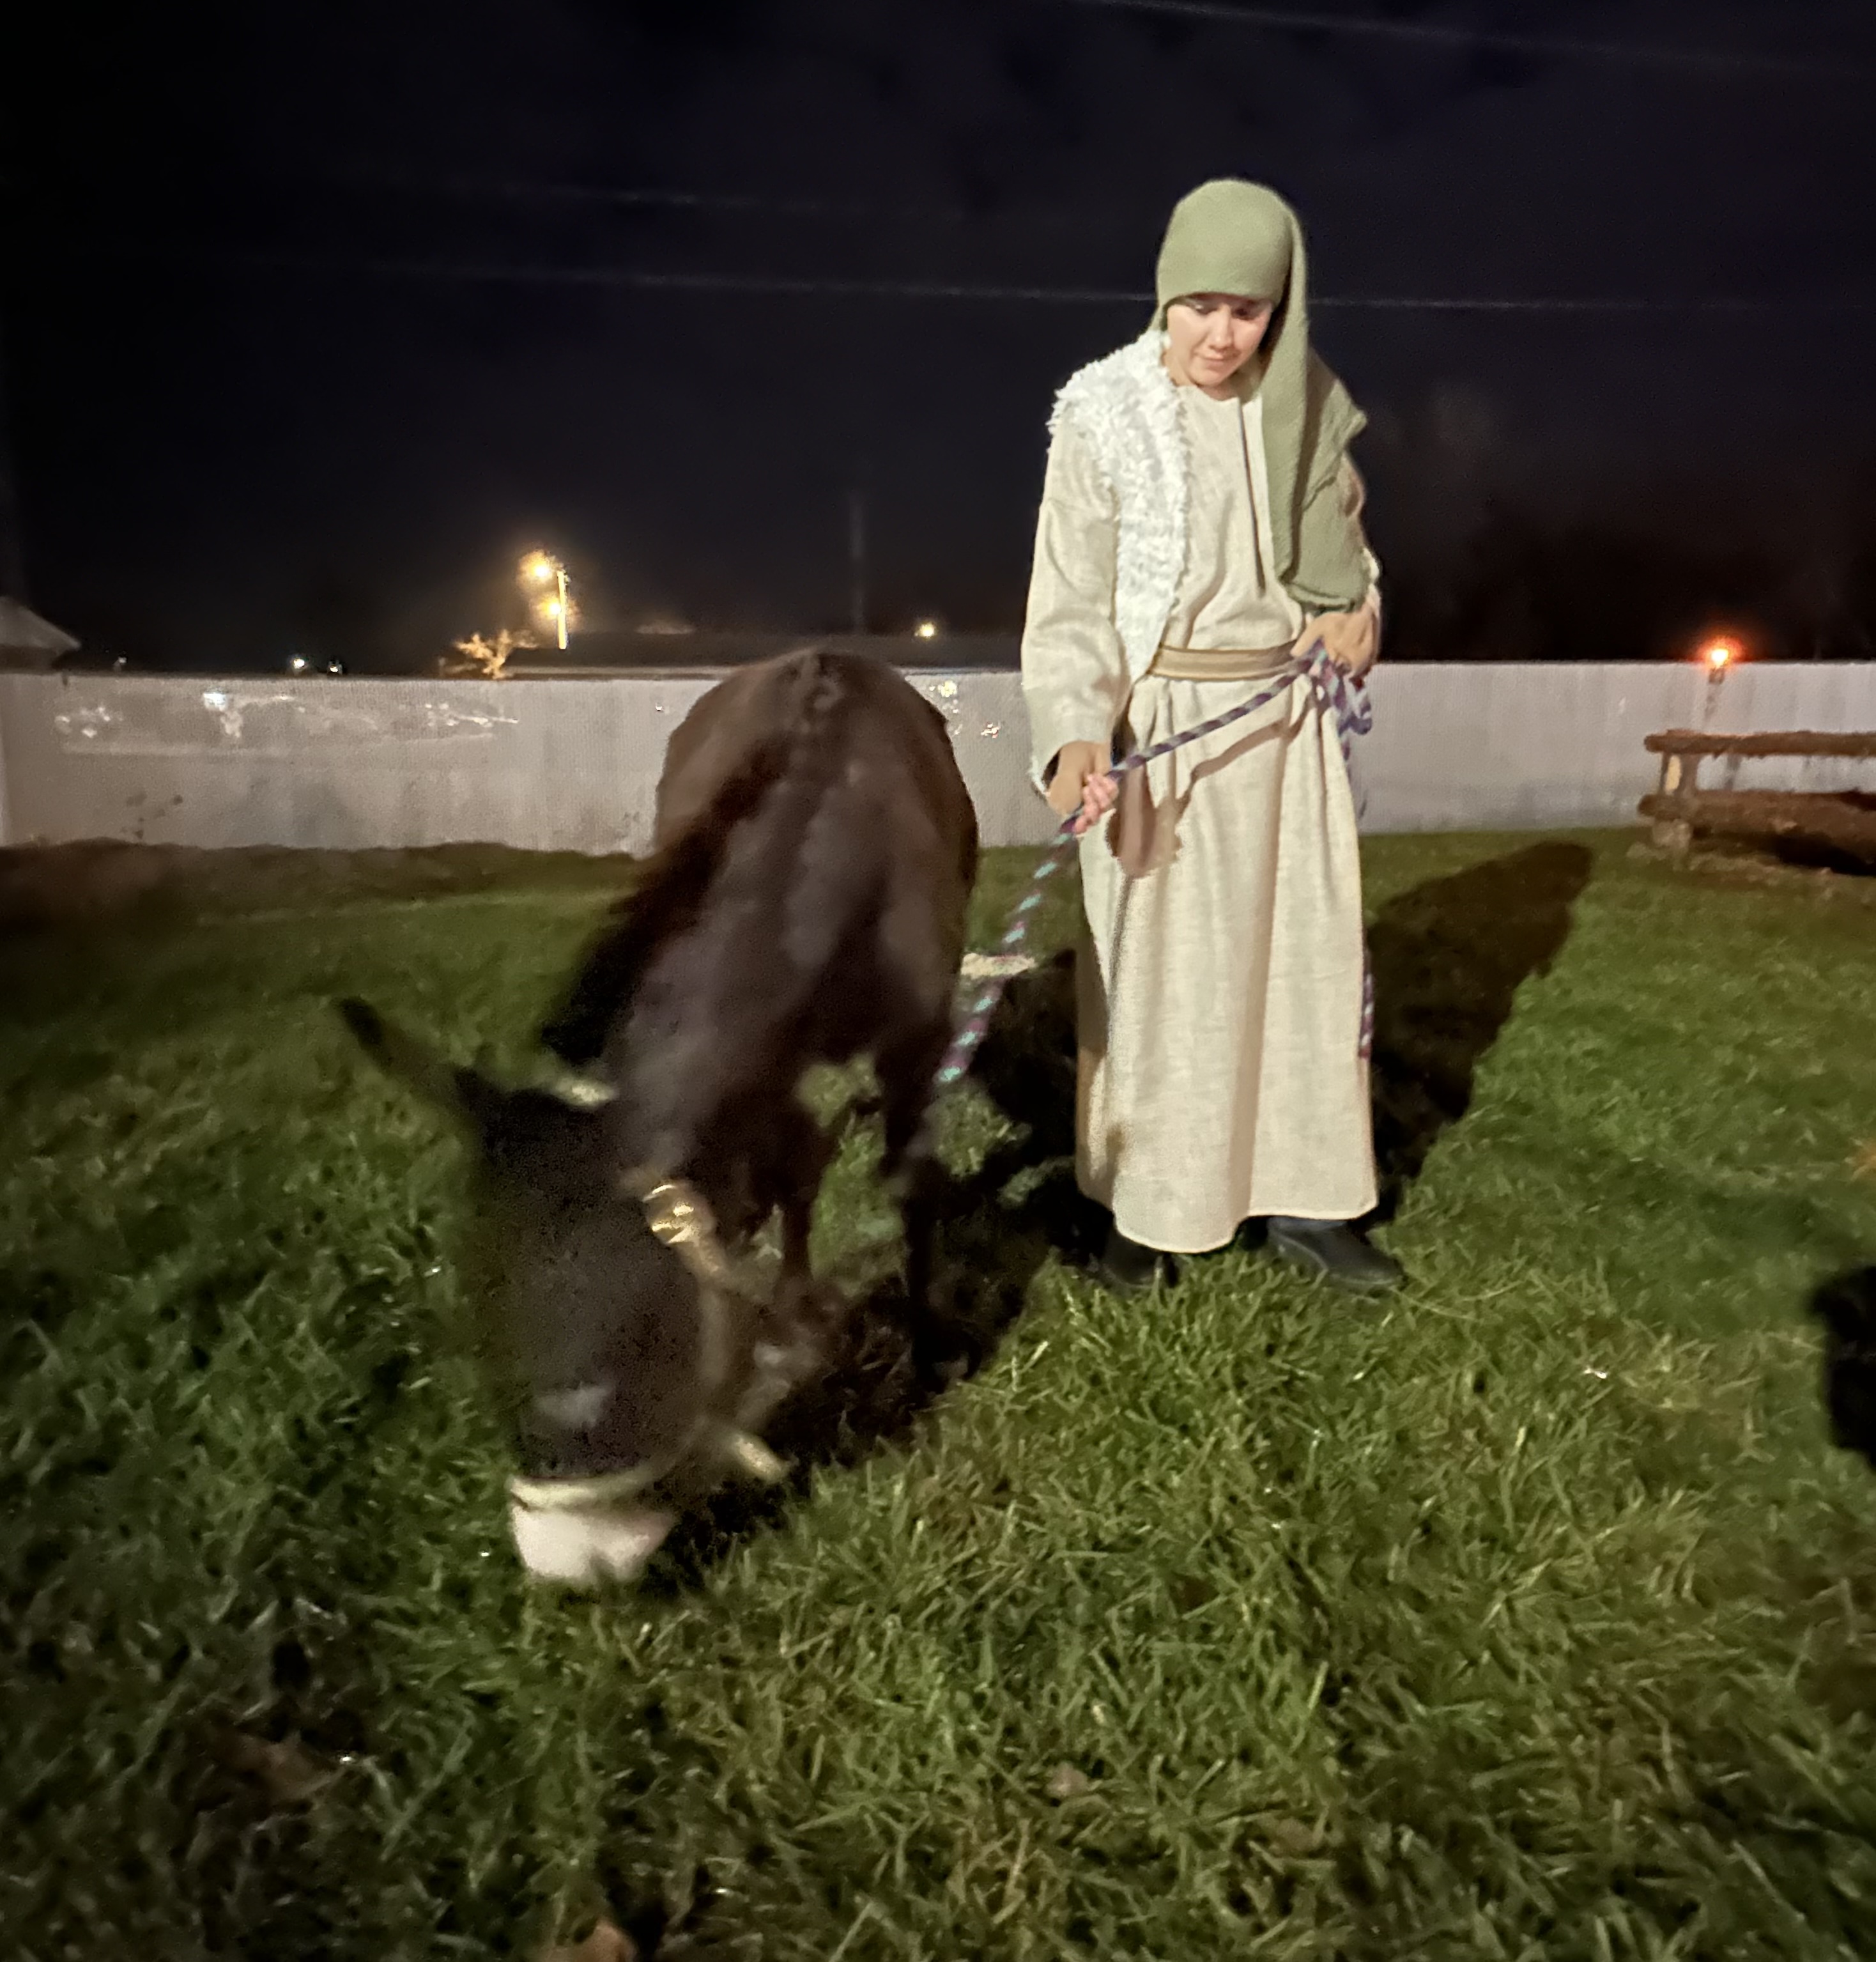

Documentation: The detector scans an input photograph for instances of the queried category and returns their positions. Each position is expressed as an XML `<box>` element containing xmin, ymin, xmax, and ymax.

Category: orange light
<box><xmin>1699</xmin><ymin>637</ymin><xmax>1739</xmax><ymax>672</ymax></box>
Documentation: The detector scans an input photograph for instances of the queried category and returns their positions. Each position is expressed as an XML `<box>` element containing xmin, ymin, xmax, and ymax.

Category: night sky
<box><xmin>9</xmin><ymin>1</ymin><xmax>1876</xmax><ymax>669</ymax></box>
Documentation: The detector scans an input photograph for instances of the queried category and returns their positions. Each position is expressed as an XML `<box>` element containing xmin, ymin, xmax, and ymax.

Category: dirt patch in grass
<box><xmin>0</xmin><ymin>840</ymin><xmax>636</xmax><ymax>931</ymax></box>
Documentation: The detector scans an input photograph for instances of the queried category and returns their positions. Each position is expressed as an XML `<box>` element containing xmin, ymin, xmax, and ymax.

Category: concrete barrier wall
<box><xmin>3</xmin><ymin>662</ymin><xmax>1873</xmax><ymax>853</ymax></box>
<box><xmin>1357</xmin><ymin>660</ymin><xmax>1876</xmax><ymax>829</ymax></box>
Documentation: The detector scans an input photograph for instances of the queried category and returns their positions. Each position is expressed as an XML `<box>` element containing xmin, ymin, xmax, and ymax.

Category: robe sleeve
<box><xmin>1019</xmin><ymin>415</ymin><xmax>1132</xmax><ymax>794</ymax></box>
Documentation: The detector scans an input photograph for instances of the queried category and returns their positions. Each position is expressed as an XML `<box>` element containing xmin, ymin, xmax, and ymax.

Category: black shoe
<box><xmin>1266</xmin><ymin>1219</ymin><xmax>1403</xmax><ymax>1295</ymax></box>
<box><xmin>1097</xmin><ymin>1224</ymin><xmax>1173</xmax><ymax>1293</ymax></box>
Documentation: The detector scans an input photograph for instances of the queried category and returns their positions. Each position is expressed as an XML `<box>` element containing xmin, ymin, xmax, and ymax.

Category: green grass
<box><xmin>3</xmin><ymin>834</ymin><xmax>1875</xmax><ymax>1959</ymax></box>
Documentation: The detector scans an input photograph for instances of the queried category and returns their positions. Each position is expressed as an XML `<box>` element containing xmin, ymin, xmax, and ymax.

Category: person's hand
<box><xmin>1313</xmin><ymin>606</ymin><xmax>1378</xmax><ymax>681</ymax></box>
<box><xmin>1044</xmin><ymin>739</ymin><xmax>1119</xmax><ymax>834</ymax></box>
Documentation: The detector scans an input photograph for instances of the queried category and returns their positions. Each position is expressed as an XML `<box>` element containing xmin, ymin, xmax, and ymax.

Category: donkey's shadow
<box><xmin>645</xmin><ymin>952</ymin><xmax>1096</xmax><ymax>1587</ymax></box>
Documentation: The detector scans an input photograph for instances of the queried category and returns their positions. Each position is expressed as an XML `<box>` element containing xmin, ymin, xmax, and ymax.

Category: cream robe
<box><xmin>1020</xmin><ymin>378</ymin><xmax>1379</xmax><ymax>1253</ymax></box>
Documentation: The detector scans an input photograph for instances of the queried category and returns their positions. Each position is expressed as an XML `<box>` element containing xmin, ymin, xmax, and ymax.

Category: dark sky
<box><xmin>9</xmin><ymin>0</ymin><xmax>1876</xmax><ymax>668</ymax></box>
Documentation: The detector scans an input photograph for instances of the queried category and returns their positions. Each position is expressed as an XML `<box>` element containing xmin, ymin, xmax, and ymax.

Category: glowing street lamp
<box><xmin>519</xmin><ymin>550</ymin><xmax>574</xmax><ymax>651</ymax></box>
<box><xmin>1696</xmin><ymin>633</ymin><xmax>1742</xmax><ymax>727</ymax></box>
<box><xmin>912</xmin><ymin>618</ymin><xmax>940</xmax><ymax>641</ymax></box>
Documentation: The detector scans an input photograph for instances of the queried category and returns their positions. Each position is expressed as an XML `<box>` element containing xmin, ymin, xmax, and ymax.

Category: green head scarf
<box><xmin>1153</xmin><ymin>178</ymin><xmax>1369</xmax><ymax>610</ymax></box>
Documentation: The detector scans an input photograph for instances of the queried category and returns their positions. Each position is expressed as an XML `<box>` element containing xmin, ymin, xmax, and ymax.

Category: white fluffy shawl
<box><xmin>1048</xmin><ymin>330</ymin><xmax>1190</xmax><ymax>686</ymax></box>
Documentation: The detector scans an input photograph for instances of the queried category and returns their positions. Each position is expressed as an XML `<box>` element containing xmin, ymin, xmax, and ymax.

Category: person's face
<box><xmin>1164</xmin><ymin>294</ymin><xmax>1275</xmax><ymax>392</ymax></box>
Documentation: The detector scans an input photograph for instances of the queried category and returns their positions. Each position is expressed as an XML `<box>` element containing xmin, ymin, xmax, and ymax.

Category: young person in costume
<box><xmin>1020</xmin><ymin>178</ymin><xmax>1402</xmax><ymax>1294</ymax></box>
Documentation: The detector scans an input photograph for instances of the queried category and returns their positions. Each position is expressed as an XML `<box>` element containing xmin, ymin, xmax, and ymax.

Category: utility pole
<box><xmin>0</xmin><ymin>300</ymin><xmax>27</xmax><ymax>601</ymax></box>
<box><xmin>847</xmin><ymin>484</ymin><xmax>867</xmax><ymax>636</ymax></box>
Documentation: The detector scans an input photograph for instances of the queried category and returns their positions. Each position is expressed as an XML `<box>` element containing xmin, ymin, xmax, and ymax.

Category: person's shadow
<box><xmin>1367</xmin><ymin>840</ymin><xmax>1595</xmax><ymax>1218</ymax></box>
<box><xmin>1810</xmin><ymin>1265</ymin><xmax>1876</xmax><ymax>1471</ymax></box>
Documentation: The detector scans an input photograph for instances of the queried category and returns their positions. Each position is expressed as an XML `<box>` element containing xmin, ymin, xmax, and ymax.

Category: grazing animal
<box><xmin>340</xmin><ymin>647</ymin><xmax>979</xmax><ymax>1580</ymax></box>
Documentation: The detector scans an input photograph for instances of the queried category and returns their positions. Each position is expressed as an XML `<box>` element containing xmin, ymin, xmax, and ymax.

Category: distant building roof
<box><xmin>0</xmin><ymin>598</ymin><xmax>80</xmax><ymax>671</ymax></box>
<box><xmin>506</xmin><ymin>628</ymin><xmax>1019</xmax><ymax>677</ymax></box>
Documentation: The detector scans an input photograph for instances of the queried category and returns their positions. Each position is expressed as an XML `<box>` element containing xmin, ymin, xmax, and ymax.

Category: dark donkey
<box><xmin>339</xmin><ymin>647</ymin><xmax>978</xmax><ymax>1582</ymax></box>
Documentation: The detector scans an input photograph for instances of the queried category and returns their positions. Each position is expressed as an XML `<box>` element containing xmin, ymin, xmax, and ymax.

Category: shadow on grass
<box><xmin>1810</xmin><ymin>1263</ymin><xmax>1876</xmax><ymax>1474</ymax></box>
<box><xmin>649</xmin><ymin>952</ymin><xmax>1101</xmax><ymax>1589</ymax></box>
<box><xmin>1749</xmin><ymin>799</ymin><xmax>1876</xmax><ymax>879</ymax></box>
<box><xmin>1368</xmin><ymin>840</ymin><xmax>1595</xmax><ymax>1220</ymax></box>
<box><xmin>658</xmin><ymin>840</ymin><xmax>1597</xmax><ymax>1581</ymax></box>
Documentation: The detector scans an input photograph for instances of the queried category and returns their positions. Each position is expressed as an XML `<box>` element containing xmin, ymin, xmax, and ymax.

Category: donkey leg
<box><xmin>768</xmin><ymin>1100</ymin><xmax>833</xmax><ymax>1286</ymax></box>
<box><xmin>876</xmin><ymin>1023</ymin><xmax>953</xmax><ymax>1329</ymax></box>
<box><xmin>747</xmin><ymin>1101</ymin><xmax>844</xmax><ymax>1382</ymax></box>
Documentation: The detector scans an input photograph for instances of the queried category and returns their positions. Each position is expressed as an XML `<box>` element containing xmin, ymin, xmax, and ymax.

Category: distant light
<box><xmin>1700</xmin><ymin>636</ymin><xmax>1739</xmax><ymax>672</ymax></box>
<box><xmin>519</xmin><ymin>552</ymin><xmax>574</xmax><ymax>649</ymax></box>
<box><xmin>913</xmin><ymin>619</ymin><xmax>940</xmax><ymax>640</ymax></box>
<box><xmin>532</xmin><ymin>592</ymin><xmax>578</xmax><ymax>637</ymax></box>
<box><xmin>288</xmin><ymin>654</ymin><xmax>309</xmax><ymax>674</ymax></box>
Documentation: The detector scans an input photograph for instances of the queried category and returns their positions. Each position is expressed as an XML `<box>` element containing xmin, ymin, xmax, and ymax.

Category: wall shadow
<box><xmin>1367</xmin><ymin>840</ymin><xmax>1595</xmax><ymax>1219</ymax></box>
<box><xmin>1810</xmin><ymin>1265</ymin><xmax>1876</xmax><ymax>1472</ymax></box>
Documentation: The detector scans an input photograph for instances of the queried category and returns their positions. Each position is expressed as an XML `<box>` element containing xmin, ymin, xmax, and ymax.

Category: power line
<box><xmin>63</xmin><ymin>243</ymin><xmax>1876</xmax><ymax>313</ymax></box>
<box><xmin>291</xmin><ymin>162</ymin><xmax>1215</xmax><ymax>226</ymax></box>
<box><xmin>1036</xmin><ymin>0</ymin><xmax>1866</xmax><ymax>79</ymax></box>
<box><xmin>322</xmin><ymin>168</ymin><xmax>988</xmax><ymax>224</ymax></box>
<box><xmin>1318</xmin><ymin>295</ymin><xmax>1874</xmax><ymax>314</ymax></box>
<box><xmin>206</xmin><ymin>252</ymin><xmax>1157</xmax><ymax>306</ymax></box>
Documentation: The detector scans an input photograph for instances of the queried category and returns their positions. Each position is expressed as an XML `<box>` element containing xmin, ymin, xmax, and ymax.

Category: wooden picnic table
<box><xmin>1638</xmin><ymin>728</ymin><xmax>1876</xmax><ymax>861</ymax></box>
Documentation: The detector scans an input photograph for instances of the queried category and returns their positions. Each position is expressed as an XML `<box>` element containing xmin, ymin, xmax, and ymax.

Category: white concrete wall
<box><xmin>1355</xmin><ymin>660</ymin><xmax>1876</xmax><ymax>829</ymax></box>
<box><xmin>3</xmin><ymin>663</ymin><xmax>1873</xmax><ymax>853</ymax></box>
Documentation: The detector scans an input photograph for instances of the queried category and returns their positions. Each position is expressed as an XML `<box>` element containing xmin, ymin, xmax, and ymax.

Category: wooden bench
<box><xmin>1639</xmin><ymin>729</ymin><xmax>1876</xmax><ymax>863</ymax></box>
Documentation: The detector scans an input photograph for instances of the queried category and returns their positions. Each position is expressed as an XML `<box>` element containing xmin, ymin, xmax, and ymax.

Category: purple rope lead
<box><xmin>932</xmin><ymin>645</ymin><xmax>1375</xmax><ymax>1097</ymax></box>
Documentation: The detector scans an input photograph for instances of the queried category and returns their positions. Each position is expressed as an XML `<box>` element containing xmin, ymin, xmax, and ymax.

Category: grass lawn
<box><xmin>4</xmin><ymin>833</ymin><xmax>1875</xmax><ymax>1959</ymax></box>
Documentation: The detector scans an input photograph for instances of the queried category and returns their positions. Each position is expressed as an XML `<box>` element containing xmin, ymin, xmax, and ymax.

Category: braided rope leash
<box><xmin>932</xmin><ymin>644</ymin><xmax>1374</xmax><ymax>1099</ymax></box>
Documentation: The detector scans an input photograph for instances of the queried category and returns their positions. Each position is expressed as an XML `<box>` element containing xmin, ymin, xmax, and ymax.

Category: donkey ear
<box><xmin>337</xmin><ymin>997</ymin><xmax>498</xmax><ymax>1124</ymax></box>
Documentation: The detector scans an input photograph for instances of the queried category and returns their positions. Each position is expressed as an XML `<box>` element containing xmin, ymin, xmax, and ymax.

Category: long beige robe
<box><xmin>1020</xmin><ymin>377</ymin><xmax>1379</xmax><ymax>1253</ymax></box>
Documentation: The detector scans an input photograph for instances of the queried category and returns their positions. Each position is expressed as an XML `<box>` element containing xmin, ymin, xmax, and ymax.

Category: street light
<box><xmin>519</xmin><ymin>550</ymin><xmax>574</xmax><ymax>652</ymax></box>
<box><xmin>1697</xmin><ymin>633</ymin><xmax>1742</xmax><ymax>728</ymax></box>
<box><xmin>913</xmin><ymin>618</ymin><xmax>940</xmax><ymax>640</ymax></box>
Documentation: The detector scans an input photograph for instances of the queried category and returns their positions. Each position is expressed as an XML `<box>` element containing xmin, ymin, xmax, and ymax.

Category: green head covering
<box><xmin>1152</xmin><ymin>179</ymin><xmax>1369</xmax><ymax>610</ymax></box>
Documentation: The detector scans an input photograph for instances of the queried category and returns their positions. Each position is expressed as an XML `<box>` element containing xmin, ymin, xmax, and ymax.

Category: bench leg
<box><xmin>1651</xmin><ymin>817</ymin><xmax>1693</xmax><ymax>858</ymax></box>
<box><xmin>1650</xmin><ymin>753</ymin><xmax>1693</xmax><ymax>857</ymax></box>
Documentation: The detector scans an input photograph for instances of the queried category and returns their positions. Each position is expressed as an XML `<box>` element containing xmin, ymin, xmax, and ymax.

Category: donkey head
<box><xmin>336</xmin><ymin>998</ymin><xmax>720</xmax><ymax>1488</ymax></box>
